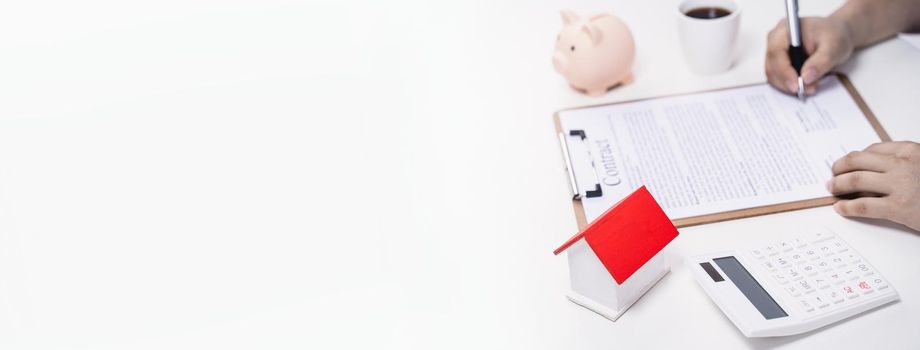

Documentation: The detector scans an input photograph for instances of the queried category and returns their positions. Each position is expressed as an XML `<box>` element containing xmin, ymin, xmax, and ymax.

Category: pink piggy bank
<box><xmin>553</xmin><ymin>9</ymin><xmax>636</xmax><ymax>96</ymax></box>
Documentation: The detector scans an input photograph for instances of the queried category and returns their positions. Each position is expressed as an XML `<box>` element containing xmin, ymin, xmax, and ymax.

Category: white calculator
<box><xmin>688</xmin><ymin>229</ymin><xmax>899</xmax><ymax>337</ymax></box>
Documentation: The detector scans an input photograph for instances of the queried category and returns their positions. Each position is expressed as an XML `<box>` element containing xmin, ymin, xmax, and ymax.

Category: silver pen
<box><xmin>785</xmin><ymin>0</ymin><xmax>807</xmax><ymax>101</ymax></box>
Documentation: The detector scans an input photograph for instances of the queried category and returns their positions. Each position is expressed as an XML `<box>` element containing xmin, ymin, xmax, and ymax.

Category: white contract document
<box><xmin>557</xmin><ymin>75</ymin><xmax>886</xmax><ymax>224</ymax></box>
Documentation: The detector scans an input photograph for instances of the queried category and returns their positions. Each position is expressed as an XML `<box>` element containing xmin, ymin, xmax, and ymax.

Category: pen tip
<box><xmin>796</xmin><ymin>77</ymin><xmax>806</xmax><ymax>101</ymax></box>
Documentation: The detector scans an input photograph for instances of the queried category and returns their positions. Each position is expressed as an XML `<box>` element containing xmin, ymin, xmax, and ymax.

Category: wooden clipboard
<box><xmin>553</xmin><ymin>74</ymin><xmax>891</xmax><ymax>230</ymax></box>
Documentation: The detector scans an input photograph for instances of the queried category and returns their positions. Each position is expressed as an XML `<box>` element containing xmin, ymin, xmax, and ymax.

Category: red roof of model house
<box><xmin>553</xmin><ymin>186</ymin><xmax>679</xmax><ymax>284</ymax></box>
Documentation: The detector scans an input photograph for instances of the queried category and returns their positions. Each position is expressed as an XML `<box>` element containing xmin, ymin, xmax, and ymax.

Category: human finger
<box><xmin>800</xmin><ymin>51</ymin><xmax>836</xmax><ymax>86</ymax></box>
<box><xmin>799</xmin><ymin>25</ymin><xmax>843</xmax><ymax>86</ymax></box>
<box><xmin>864</xmin><ymin>141</ymin><xmax>918</xmax><ymax>155</ymax></box>
<box><xmin>827</xmin><ymin>171</ymin><xmax>892</xmax><ymax>195</ymax></box>
<box><xmin>766</xmin><ymin>57</ymin><xmax>799</xmax><ymax>93</ymax></box>
<box><xmin>805</xmin><ymin>84</ymin><xmax>817</xmax><ymax>96</ymax></box>
<box><xmin>831</xmin><ymin>151</ymin><xmax>895</xmax><ymax>175</ymax></box>
<box><xmin>765</xmin><ymin>22</ymin><xmax>799</xmax><ymax>93</ymax></box>
<box><xmin>833</xmin><ymin>197</ymin><xmax>892</xmax><ymax>220</ymax></box>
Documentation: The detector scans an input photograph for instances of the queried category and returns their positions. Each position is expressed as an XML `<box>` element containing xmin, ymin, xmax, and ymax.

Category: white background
<box><xmin>1</xmin><ymin>0</ymin><xmax>919</xmax><ymax>349</ymax></box>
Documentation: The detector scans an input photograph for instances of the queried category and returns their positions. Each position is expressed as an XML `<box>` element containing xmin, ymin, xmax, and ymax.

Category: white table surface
<box><xmin>1</xmin><ymin>0</ymin><xmax>918</xmax><ymax>349</ymax></box>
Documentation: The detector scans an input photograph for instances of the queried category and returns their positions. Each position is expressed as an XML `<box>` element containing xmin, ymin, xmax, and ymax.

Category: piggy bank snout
<box><xmin>553</xmin><ymin>52</ymin><xmax>568</xmax><ymax>74</ymax></box>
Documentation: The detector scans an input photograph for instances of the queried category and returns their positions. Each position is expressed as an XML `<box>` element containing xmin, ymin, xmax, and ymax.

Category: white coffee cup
<box><xmin>677</xmin><ymin>0</ymin><xmax>741</xmax><ymax>75</ymax></box>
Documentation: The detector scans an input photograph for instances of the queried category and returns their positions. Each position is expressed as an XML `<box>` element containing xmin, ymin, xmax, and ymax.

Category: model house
<box><xmin>554</xmin><ymin>186</ymin><xmax>679</xmax><ymax>321</ymax></box>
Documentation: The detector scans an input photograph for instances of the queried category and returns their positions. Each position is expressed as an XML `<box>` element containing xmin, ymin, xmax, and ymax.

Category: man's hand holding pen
<box><xmin>765</xmin><ymin>11</ymin><xmax>856</xmax><ymax>98</ymax></box>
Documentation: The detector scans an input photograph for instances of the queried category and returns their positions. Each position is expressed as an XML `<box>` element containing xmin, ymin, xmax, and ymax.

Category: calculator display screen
<box><xmin>713</xmin><ymin>256</ymin><xmax>788</xmax><ymax>320</ymax></box>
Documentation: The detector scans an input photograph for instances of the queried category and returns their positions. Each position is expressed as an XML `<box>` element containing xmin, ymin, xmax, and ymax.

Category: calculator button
<box><xmin>841</xmin><ymin>285</ymin><xmax>859</xmax><ymax>299</ymax></box>
<box><xmin>825</xmin><ymin>290</ymin><xmax>845</xmax><ymax>304</ymax></box>
<box><xmin>751</xmin><ymin>248</ymin><xmax>765</xmax><ymax>259</ymax></box>
<box><xmin>808</xmin><ymin>231</ymin><xmax>832</xmax><ymax>243</ymax></box>
<box><xmin>856</xmin><ymin>280</ymin><xmax>874</xmax><ymax>294</ymax></box>
<box><xmin>804</xmin><ymin>249</ymin><xmax>820</xmax><ymax>261</ymax></box>
<box><xmin>762</xmin><ymin>260</ymin><xmax>777</xmax><ymax>272</ymax></box>
<box><xmin>869</xmin><ymin>277</ymin><xmax>889</xmax><ymax>291</ymax></box>
<box><xmin>785</xmin><ymin>267</ymin><xmax>804</xmax><ymax>281</ymax></box>
<box><xmin>816</xmin><ymin>259</ymin><xmax>832</xmax><ymax>272</ymax></box>
<box><xmin>842</xmin><ymin>268</ymin><xmax>860</xmax><ymax>281</ymax></box>
<box><xmin>811</xmin><ymin>294</ymin><xmax>831</xmax><ymax>309</ymax></box>
<box><xmin>793</xmin><ymin>237</ymin><xmax>807</xmax><ymax>248</ymax></box>
<box><xmin>774</xmin><ymin>256</ymin><xmax>791</xmax><ymax>268</ymax></box>
<box><xmin>815</xmin><ymin>243</ymin><xmax>834</xmax><ymax>257</ymax></box>
<box><xmin>764</xmin><ymin>245</ymin><xmax>779</xmax><ymax>256</ymax></box>
<box><xmin>855</xmin><ymin>263</ymin><xmax>873</xmax><ymax>276</ymax></box>
<box><xmin>785</xmin><ymin>284</ymin><xmax>802</xmax><ymax>297</ymax></box>
<box><xmin>830</xmin><ymin>256</ymin><xmax>846</xmax><ymax>268</ymax></box>
<box><xmin>797</xmin><ymin>279</ymin><xmax>815</xmax><ymax>294</ymax></box>
<box><xmin>789</xmin><ymin>252</ymin><xmax>806</xmax><ymax>265</ymax></box>
<box><xmin>772</xmin><ymin>273</ymin><xmax>790</xmax><ymax>285</ymax></box>
<box><xmin>801</xmin><ymin>263</ymin><xmax>818</xmax><ymax>276</ymax></box>
<box><xmin>797</xmin><ymin>298</ymin><xmax>816</xmax><ymax>313</ymax></box>
<box><xmin>842</xmin><ymin>252</ymin><xmax>861</xmax><ymax>264</ymax></box>
<box><xmin>778</xmin><ymin>241</ymin><xmax>794</xmax><ymax>252</ymax></box>
<box><xmin>813</xmin><ymin>277</ymin><xmax>831</xmax><ymax>290</ymax></box>
<box><xmin>828</xmin><ymin>272</ymin><xmax>846</xmax><ymax>285</ymax></box>
<box><xmin>827</xmin><ymin>239</ymin><xmax>848</xmax><ymax>253</ymax></box>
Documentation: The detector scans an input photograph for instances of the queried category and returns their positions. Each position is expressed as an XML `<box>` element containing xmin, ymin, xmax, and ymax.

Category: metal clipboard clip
<box><xmin>559</xmin><ymin>129</ymin><xmax>603</xmax><ymax>200</ymax></box>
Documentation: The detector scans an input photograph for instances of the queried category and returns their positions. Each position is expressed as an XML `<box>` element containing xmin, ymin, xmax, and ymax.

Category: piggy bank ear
<box><xmin>561</xmin><ymin>9</ymin><xmax>579</xmax><ymax>25</ymax></box>
<box><xmin>582</xmin><ymin>23</ymin><xmax>603</xmax><ymax>46</ymax></box>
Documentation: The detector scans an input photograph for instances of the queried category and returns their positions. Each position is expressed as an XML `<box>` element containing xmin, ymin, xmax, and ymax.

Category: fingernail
<box><xmin>786</xmin><ymin>80</ymin><xmax>797</xmax><ymax>92</ymax></box>
<box><xmin>825</xmin><ymin>179</ymin><xmax>833</xmax><ymax>193</ymax></box>
<box><xmin>803</xmin><ymin>67</ymin><xmax>818</xmax><ymax>84</ymax></box>
<box><xmin>832</xmin><ymin>201</ymin><xmax>843</xmax><ymax>214</ymax></box>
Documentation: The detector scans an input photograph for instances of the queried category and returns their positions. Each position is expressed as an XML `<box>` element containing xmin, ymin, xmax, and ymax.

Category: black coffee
<box><xmin>684</xmin><ymin>7</ymin><xmax>731</xmax><ymax>19</ymax></box>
